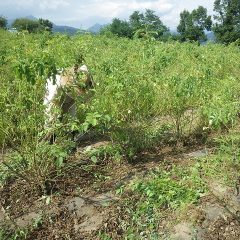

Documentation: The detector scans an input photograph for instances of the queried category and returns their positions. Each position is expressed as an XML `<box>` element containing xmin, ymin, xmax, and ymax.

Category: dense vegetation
<box><xmin>12</xmin><ymin>18</ymin><xmax>53</xmax><ymax>33</ymax></box>
<box><xmin>101</xmin><ymin>9</ymin><xmax>169</xmax><ymax>40</ymax></box>
<box><xmin>0</xmin><ymin>16</ymin><xmax>7</xmax><ymax>29</ymax></box>
<box><xmin>213</xmin><ymin>0</ymin><xmax>240</xmax><ymax>44</ymax></box>
<box><xmin>177</xmin><ymin>6</ymin><xmax>212</xmax><ymax>42</ymax></box>
<box><xmin>0</xmin><ymin>20</ymin><xmax>240</xmax><ymax>238</ymax></box>
<box><xmin>0</xmin><ymin>28</ymin><xmax>239</xmax><ymax>184</ymax></box>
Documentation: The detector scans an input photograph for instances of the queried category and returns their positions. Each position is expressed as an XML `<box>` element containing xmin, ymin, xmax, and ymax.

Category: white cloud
<box><xmin>14</xmin><ymin>0</ymin><xmax>34</xmax><ymax>8</ymax></box>
<box><xmin>129</xmin><ymin>0</ymin><xmax>173</xmax><ymax>12</ymax></box>
<box><xmin>39</xmin><ymin>0</ymin><xmax>70</xmax><ymax>10</ymax></box>
<box><xmin>77</xmin><ymin>0</ymin><xmax>173</xmax><ymax>19</ymax></box>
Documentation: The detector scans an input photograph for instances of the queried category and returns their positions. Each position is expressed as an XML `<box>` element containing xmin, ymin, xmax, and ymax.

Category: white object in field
<box><xmin>79</xmin><ymin>64</ymin><xmax>88</xmax><ymax>73</ymax></box>
<box><xmin>44</xmin><ymin>74</ymin><xmax>62</xmax><ymax>125</ymax></box>
<box><xmin>43</xmin><ymin>65</ymin><xmax>91</xmax><ymax>127</ymax></box>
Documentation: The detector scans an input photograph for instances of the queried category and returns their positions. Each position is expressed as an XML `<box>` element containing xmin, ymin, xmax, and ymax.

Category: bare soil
<box><xmin>1</xmin><ymin>137</ymin><xmax>240</xmax><ymax>239</ymax></box>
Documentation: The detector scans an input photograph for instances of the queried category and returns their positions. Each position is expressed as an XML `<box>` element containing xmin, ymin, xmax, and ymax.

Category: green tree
<box><xmin>143</xmin><ymin>9</ymin><xmax>168</xmax><ymax>37</ymax></box>
<box><xmin>130</xmin><ymin>9</ymin><xmax>168</xmax><ymax>40</ymax></box>
<box><xmin>0</xmin><ymin>16</ymin><xmax>7</xmax><ymax>29</ymax></box>
<box><xmin>159</xmin><ymin>32</ymin><xmax>181</xmax><ymax>42</ymax></box>
<box><xmin>177</xmin><ymin>10</ymin><xmax>193</xmax><ymax>40</ymax></box>
<box><xmin>38</xmin><ymin>18</ymin><xmax>53</xmax><ymax>33</ymax></box>
<box><xmin>99</xmin><ymin>24</ymin><xmax>111</xmax><ymax>35</ymax></box>
<box><xmin>106</xmin><ymin>9</ymin><xmax>168</xmax><ymax>40</ymax></box>
<box><xmin>109</xmin><ymin>18</ymin><xmax>133</xmax><ymax>38</ymax></box>
<box><xmin>129</xmin><ymin>11</ymin><xmax>144</xmax><ymax>32</ymax></box>
<box><xmin>213</xmin><ymin>0</ymin><xmax>240</xmax><ymax>44</ymax></box>
<box><xmin>12</xmin><ymin>18</ymin><xmax>40</xmax><ymax>33</ymax></box>
<box><xmin>177</xmin><ymin>6</ymin><xmax>212</xmax><ymax>42</ymax></box>
<box><xmin>12</xmin><ymin>18</ymin><xmax>53</xmax><ymax>33</ymax></box>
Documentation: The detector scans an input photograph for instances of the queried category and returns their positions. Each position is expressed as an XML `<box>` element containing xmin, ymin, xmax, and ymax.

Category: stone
<box><xmin>0</xmin><ymin>206</ymin><xmax>5</xmax><ymax>224</ymax></box>
<box><xmin>208</xmin><ymin>181</ymin><xmax>240</xmax><ymax>217</ymax></box>
<box><xmin>74</xmin><ymin>213</ymin><xmax>104</xmax><ymax>232</ymax></box>
<box><xmin>172</xmin><ymin>222</ymin><xmax>193</xmax><ymax>240</ymax></box>
<box><xmin>66</xmin><ymin>197</ymin><xmax>85</xmax><ymax>213</ymax></box>
<box><xmin>202</xmin><ymin>204</ymin><xmax>230</xmax><ymax>228</ymax></box>
<box><xmin>84</xmin><ymin>141</ymin><xmax>110</xmax><ymax>151</ymax></box>
<box><xmin>185</xmin><ymin>149</ymin><xmax>208</xmax><ymax>158</ymax></box>
<box><xmin>65</xmin><ymin>197</ymin><xmax>104</xmax><ymax>233</ymax></box>
<box><xmin>15</xmin><ymin>212</ymin><xmax>41</xmax><ymax>228</ymax></box>
<box><xmin>88</xmin><ymin>192</ymin><xmax>119</xmax><ymax>206</ymax></box>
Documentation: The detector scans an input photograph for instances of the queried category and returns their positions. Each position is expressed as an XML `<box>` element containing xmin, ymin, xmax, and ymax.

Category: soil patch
<box><xmin>1</xmin><ymin>139</ymin><xmax>240</xmax><ymax>239</ymax></box>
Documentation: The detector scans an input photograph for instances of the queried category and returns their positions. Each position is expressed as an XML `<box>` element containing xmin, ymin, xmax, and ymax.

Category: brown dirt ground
<box><xmin>1</xmin><ymin>136</ymin><xmax>240</xmax><ymax>239</ymax></box>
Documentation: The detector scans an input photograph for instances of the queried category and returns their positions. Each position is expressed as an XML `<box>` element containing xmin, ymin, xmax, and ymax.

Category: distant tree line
<box><xmin>0</xmin><ymin>16</ymin><xmax>7</xmax><ymax>29</ymax></box>
<box><xmin>0</xmin><ymin>16</ymin><xmax>53</xmax><ymax>33</ymax></box>
<box><xmin>100</xmin><ymin>9</ymin><xmax>170</xmax><ymax>41</ymax></box>
<box><xmin>213</xmin><ymin>0</ymin><xmax>240</xmax><ymax>44</ymax></box>
<box><xmin>100</xmin><ymin>7</ymin><xmax>212</xmax><ymax>43</ymax></box>
<box><xmin>177</xmin><ymin>6</ymin><xmax>212</xmax><ymax>42</ymax></box>
<box><xmin>100</xmin><ymin>0</ymin><xmax>240</xmax><ymax>44</ymax></box>
<box><xmin>12</xmin><ymin>18</ymin><xmax>53</xmax><ymax>33</ymax></box>
<box><xmin>0</xmin><ymin>0</ymin><xmax>239</xmax><ymax>44</ymax></box>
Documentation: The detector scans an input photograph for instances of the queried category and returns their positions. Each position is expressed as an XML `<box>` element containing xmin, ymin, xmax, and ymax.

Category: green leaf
<box><xmin>91</xmin><ymin>155</ymin><xmax>98</xmax><ymax>164</ymax></box>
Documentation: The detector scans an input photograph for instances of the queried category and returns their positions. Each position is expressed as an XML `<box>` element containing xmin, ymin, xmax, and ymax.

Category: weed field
<box><xmin>0</xmin><ymin>30</ymin><xmax>240</xmax><ymax>239</ymax></box>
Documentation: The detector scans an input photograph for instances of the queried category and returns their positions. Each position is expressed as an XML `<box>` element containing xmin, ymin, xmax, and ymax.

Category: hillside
<box><xmin>52</xmin><ymin>24</ymin><xmax>80</xmax><ymax>35</ymax></box>
<box><xmin>87</xmin><ymin>23</ymin><xmax>105</xmax><ymax>33</ymax></box>
<box><xmin>207</xmin><ymin>31</ymin><xmax>216</xmax><ymax>42</ymax></box>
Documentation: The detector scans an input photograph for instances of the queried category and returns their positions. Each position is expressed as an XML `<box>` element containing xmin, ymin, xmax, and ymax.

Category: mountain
<box><xmin>207</xmin><ymin>31</ymin><xmax>216</xmax><ymax>42</ymax></box>
<box><xmin>24</xmin><ymin>15</ymin><xmax>37</xmax><ymax>20</ymax></box>
<box><xmin>87</xmin><ymin>23</ymin><xmax>105</xmax><ymax>33</ymax></box>
<box><xmin>52</xmin><ymin>24</ymin><xmax>81</xmax><ymax>35</ymax></box>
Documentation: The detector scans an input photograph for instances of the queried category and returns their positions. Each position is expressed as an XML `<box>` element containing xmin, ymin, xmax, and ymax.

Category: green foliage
<box><xmin>130</xmin><ymin>9</ymin><xmax>169</xmax><ymax>40</ymax></box>
<box><xmin>12</xmin><ymin>18</ymin><xmax>40</xmax><ymax>33</ymax></box>
<box><xmin>1</xmin><ymin>11</ymin><xmax>240</xmax><ymax>239</ymax></box>
<box><xmin>85</xmin><ymin>143</ymin><xmax>123</xmax><ymax>163</ymax></box>
<box><xmin>109</xmin><ymin>18</ymin><xmax>133</xmax><ymax>38</ymax></box>
<box><xmin>120</xmin><ymin>166</ymin><xmax>203</xmax><ymax>239</ymax></box>
<box><xmin>177</xmin><ymin>6</ymin><xmax>212</xmax><ymax>42</ymax></box>
<box><xmin>1</xmin><ymin>30</ymin><xmax>240</xmax><ymax>188</ymax></box>
<box><xmin>112</xmin><ymin>123</ymin><xmax>170</xmax><ymax>158</ymax></box>
<box><xmin>104</xmin><ymin>9</ymin><xmax>168</xmax><ymax>40</ymax></box>
<box><xmin>201</xmin><ymin>130</ymin><xmax>240</xmax><ymax>184</ymax></box>
<box><xmin>213</xmin><ymin>0</ymin><xmax>240</xmax><ymax>44</ymax></box>
<box><xmin>0</xmin><ymin>227</ymin><xmax>28</xmax><ymax>240</ymax></box>
<box><xmin>0</xmin><ymin>32</ymin><xmax>77</xmax><ymax>190</ymax></box>
<box><xmin>0</xmin><ymin>16</ymin><xmax>7</xmax><ymax>29</ymax></box>
<box><xmin>129</xmin><ymin>11</ymin><xmax>144</xmax><ymax>32</ymax></box>
<box><xmin>12</xmin><ymin>18</ymin><xmax>53</xmax><ymax>33</ymax></box>
<box><xmin>143</xmin><ymin>9</ymin><xmax>169</xmax><ymax>38</ymax></box>
<box><xmin>98</xmin><ymin>232</ymin><xmax>113</xmax><ymax>240</ymax></box>
<box><xmin>38</xmin><ymin>18</ymin><xmax>53</xmax><ymax>33</ymax></box>
<box><xmin>132</xmin><ymin>170</ymin><xmax>200</xmax><ymax>210</ymax></box>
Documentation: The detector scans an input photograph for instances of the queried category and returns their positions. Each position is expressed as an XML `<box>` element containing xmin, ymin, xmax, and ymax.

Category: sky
<box><xmin>0</xmin><ymin>0</ymin><xmax>215</xmax><ymax>30</ymax></box>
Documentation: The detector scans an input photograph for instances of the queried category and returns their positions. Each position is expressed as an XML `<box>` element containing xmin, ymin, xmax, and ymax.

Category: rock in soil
<box><xmin>66</xmin><ymin>197</ymin><xmax>85</xmax><ymax>213</ymax></box>
<box><xmin>208</xmin><ymin>180</ymin><xmax>240</xmax><ymax>217</ymax></box>
<box><xmin>202</xmin><ymin>204</ymin><xmax>230</xmax><ymax>228</ymax></box>
<box><xmin>15</xmin><ymin>211</ymin><xmax>41</xmax><ymax>228</ymax></box>
<box><xmin>184</xmin><ymin>149</ymin><xmax>208</xmax><ymax>159</ymax></box>
<box><xmin>0</xmin><ymin>205</ymin><xmax>5</xmax><ymax>224</ymax></box>
<box><xmin>88</xmin><ymin>192</ymin><xmax>119</xmax><ymax>206</ymax></box>
<box><xmin>64</xmin><ymin>197</ymin><xmax>105</xmax><ymax>233</ymax></box>
<box><xmin>171</xmin><ymin>222</ymin><xmax>194</xmax><ymax>240</ymax></box>
<box><xmin>74</xmin><ymin>212</ymin><xmax>104</xmax><ymax>233</ymax></box>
